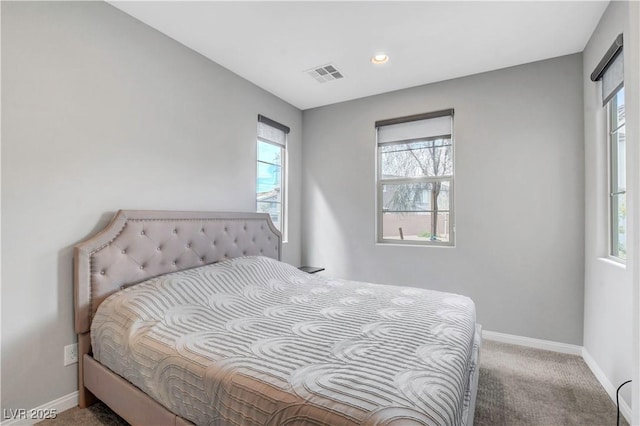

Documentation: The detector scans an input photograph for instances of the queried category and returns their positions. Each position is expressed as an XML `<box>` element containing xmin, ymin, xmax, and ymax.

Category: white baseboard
<box><xmin>482</xmin><ymin>330</ymin><xmax>583</xmax><ymax>355</ymax></box>
<box><xmin>1</xmin><ymin>391</ymin><xmax>78</xmax><ymax>426</ymax></box>
<box><xmin>581</xmin><ymin>348</ymin><xmax>632</xmax><ymax>424</ymax></box>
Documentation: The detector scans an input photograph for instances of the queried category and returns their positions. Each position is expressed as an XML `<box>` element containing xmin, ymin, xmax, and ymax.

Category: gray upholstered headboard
<box><xmin>74</xmin><ymin>210</ymin><xmax>281</xmax><ymax>334</ymax></box>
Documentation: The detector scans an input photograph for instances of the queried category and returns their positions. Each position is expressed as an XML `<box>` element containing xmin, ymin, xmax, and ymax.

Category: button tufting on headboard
<box><xmin>74</xmin><ymin>210</ymin><xmax>282</xmax><ymax>334</ymax></box>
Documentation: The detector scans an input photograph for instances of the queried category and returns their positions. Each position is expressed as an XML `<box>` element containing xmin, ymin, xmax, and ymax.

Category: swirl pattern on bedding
<box><xmin>92</xmin><ymin>256</ymin><xmax>477</xmax><ymax>426</ymax></box>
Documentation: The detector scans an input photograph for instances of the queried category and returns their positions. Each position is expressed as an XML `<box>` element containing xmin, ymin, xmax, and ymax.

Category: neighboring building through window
<box><xmin>376</xmin><ymin>109</ymin><xmax>454</xmax><ymax>245</ymax></box>
<box><xmin>257</xmin><ymin>115</ymin><xmax>289</xmax><ymax>238</ymax></box>
<box><xmin>609</xmin><ymin>88</ymin><xmax>626</xmax><ymax>260</ymax></box>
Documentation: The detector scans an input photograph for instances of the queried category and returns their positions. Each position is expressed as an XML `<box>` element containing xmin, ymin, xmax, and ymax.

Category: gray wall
<box><xmin>1</xmin><ymin>1</ymin><xmax>302</xmax><ymax>411</ymax></box>
<box><xmin>302</xmin><ymin>54</ymin><xmax>585</xmax><ymax>345</ymax></box>
<box><xmin>583</xmin><ymin>0</ymin><xmax>636</xmax><ymax>411</ymax></box>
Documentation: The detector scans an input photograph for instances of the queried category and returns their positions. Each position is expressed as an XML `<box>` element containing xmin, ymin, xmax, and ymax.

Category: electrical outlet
<box><xmin>64</xmin><ymin>343</ymin><xmax>78</xmax><ymax>366</ymax></box>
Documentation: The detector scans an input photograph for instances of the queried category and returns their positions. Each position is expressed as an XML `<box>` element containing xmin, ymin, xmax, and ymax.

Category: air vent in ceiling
<box><xmin>306</xmin><ymin>64</ymin><xmax>344</xmax><ymax>83</ymax></box>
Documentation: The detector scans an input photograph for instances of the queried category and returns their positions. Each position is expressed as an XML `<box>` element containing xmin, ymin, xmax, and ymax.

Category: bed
<box><xmin>75</xmin><ymin>210</ymin><xmax>481</xmax><ymax>426</ymax></box>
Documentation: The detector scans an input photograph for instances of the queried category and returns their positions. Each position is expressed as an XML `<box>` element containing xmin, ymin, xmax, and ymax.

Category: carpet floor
<box><xmin>39</xmin><ymin>340</ymin><xmax>628</xmax><ymax>426</ymax></box>
<box><xmin>474</xmin><ymin>340</ymin><xmax>628</xmax><ymax>426</ymax></box>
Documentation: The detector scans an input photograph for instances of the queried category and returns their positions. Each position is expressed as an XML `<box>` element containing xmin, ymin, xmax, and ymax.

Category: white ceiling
<box><xmin>109</xmin><ymin>1</ymin><xmax>609</xmax><ymax>110</ymax></box>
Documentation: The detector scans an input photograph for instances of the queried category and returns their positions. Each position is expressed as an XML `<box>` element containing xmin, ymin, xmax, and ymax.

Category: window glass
<box><xmin>381</xmin><ymin>139</ymin><xmax>453</xmax><ymax>179</ymax></box>
<box><xmin>256</xmin><ymin>117</ymin><xmax>287</xmax><ymax>236</ymax></box>
<box><xmin>609</xmin><ymin>88</ymin><xmax>625</xmax><ymax>260</ymax></box>
<box><xmin>381</xmin><ymin>181</ymin><xmax>451</xmax><ymax>242</ymax></box>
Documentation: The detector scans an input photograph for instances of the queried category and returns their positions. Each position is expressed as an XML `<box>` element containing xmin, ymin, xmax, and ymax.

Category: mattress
<box><xmin>92</xmin><ymin>256</ymin><xmax>478</xmax><ymax>426</ymax></box>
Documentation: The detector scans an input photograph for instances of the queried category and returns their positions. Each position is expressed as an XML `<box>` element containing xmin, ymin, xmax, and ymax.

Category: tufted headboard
<box><xmin>74</xmin><ymin>210</ymin><xmax>281</xmax><ymax>334</ymax></box>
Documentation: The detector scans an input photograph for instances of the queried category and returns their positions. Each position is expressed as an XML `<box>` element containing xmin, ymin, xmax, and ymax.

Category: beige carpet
<box><xmin>39</xmin><ymin>340</ymin><xmax>628</xmax><ymax>426</ymax></box>
<box><xmin>475</xmin><ymin>340</ymin><xmax>629</xmax><ymax>426</ymax></box>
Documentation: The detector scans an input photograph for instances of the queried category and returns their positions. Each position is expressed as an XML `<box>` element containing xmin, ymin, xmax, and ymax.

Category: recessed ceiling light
<box><xmin>371</xmin><ymin>53</ymin><xmax>389</xmax><ymax>65</ymax></box>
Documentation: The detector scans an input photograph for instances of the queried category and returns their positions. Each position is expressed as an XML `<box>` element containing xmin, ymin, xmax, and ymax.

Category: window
<box><xmin>591</xmin><ymin>34</ymin><xmax>625</xmax><ymax>261</ymax></box>
<box><xmin>376</xmin><ymin>110</ymin><xmax>454</xmax><ymax>245</ymax></box>
<box><xmin>609</xmin><ymin>88</ymin><xmax>626</xmax><ymax>260</ymax></box>
<box><xmin>256</xmin><ymin>115</ymin><xmax>289</xmax><ymax>237</ymax></box>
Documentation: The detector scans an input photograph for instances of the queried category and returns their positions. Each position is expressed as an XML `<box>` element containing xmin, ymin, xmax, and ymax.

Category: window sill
<box><xmin>375</xmin><ymin>242</ymin><xmax>455</xmax><ymax>248</ymax></box>
<box><xmin>598</xmin><ymin>257</ymin><xmax>626</xmax><ymax>269</ymax></box>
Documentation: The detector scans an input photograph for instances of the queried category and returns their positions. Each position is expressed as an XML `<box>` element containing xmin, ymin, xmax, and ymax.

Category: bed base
<box><xmin>83</xmin><ymin>353</ymin><xmax>194</xmax><ymax>425</ymax></box>
<box><xmin>79</xmin><ymin>331</ymin><xmax>194</xmax><ymax>425</ymax></box>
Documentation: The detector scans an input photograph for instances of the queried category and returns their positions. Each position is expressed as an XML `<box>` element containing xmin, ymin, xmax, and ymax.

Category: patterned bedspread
<box><xmin>92</xmin><ymin>256</ymin><xmax>478</xmax><ymax>425</ymax></box>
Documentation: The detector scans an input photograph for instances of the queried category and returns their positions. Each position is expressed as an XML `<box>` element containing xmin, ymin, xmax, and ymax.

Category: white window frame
<box><xmin>375</xmin><ymin>110</ymin><xmax>455</xmax><ymax>246</ymax></box>
<box><xmin>608</xmin><ymin>87</ymin><xmax>625</xmax><ymax>262</ymax></box>
<box><xmin>590</xmin><ymin>34</ymin><xmax>624</xmax><ymax>261</ymax></box>
<box><xmin>256</xmin><ymin>115</ymin><xmax>288</xmax><ymax>241</ymax></box>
